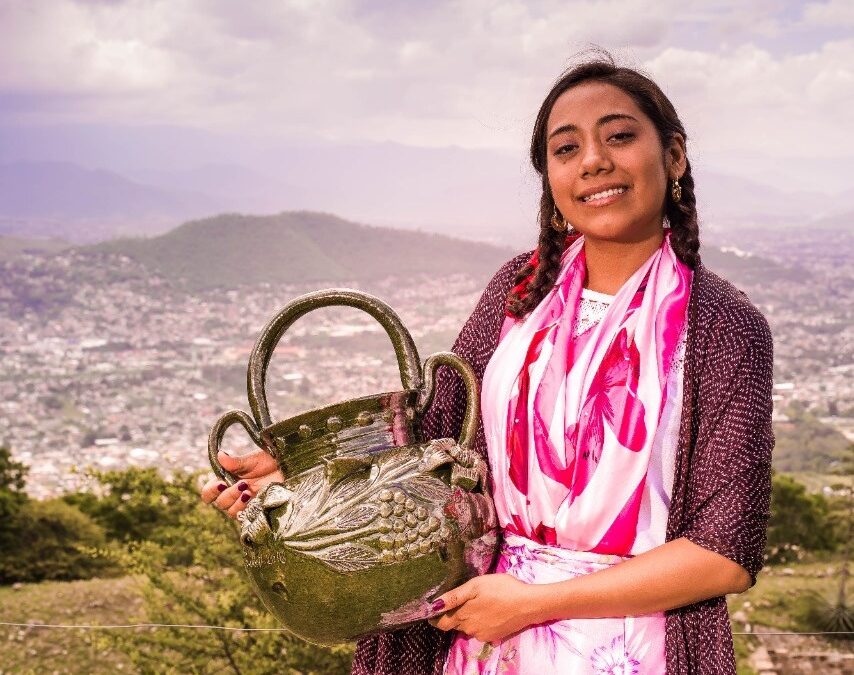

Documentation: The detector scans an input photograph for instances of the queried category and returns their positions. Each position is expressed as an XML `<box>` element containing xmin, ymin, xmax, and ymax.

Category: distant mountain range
<box><xmin>0</xmin><ymin>161</ymin><xmax>223</xmax><ymax>242</ymax></box>
<box><xmin>0</xmin><ymin>129</ymin><xmax>851</xmax><ymax>246</ymax></box>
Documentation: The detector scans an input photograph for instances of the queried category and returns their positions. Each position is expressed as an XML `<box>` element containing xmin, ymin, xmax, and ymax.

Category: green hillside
<box><xmin>90</xmin><ymin>211</ymin><xmax>517</xmax><ymax>290</ymax></box>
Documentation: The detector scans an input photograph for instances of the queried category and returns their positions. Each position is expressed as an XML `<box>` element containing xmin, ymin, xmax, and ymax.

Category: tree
<box><xmin>96</xmin><ymin>470</ymin><xmax>354</xmax><ymax>674</ymax></box>
<box><xmin>0</xmin><ymin>446</ymin><xmax>27</xmax><ymax>520</ymax></box>
<box><xmin>1</xmin><ymin>498</ymin><xmax>114</xmax><ymax>583</ymax></box>
<box><xmin>64</xmin><ymin>467</ymin><xmax>200</xmax><ymax>546</ymax></box>
<box><xmin>766</xmin><ymin>471</ymin><xmax>839</xmax><ymax>563</ymax></box>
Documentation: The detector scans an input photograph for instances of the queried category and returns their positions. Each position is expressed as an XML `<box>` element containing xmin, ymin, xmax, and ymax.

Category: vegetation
<box><xmin>0</xmin><ymin>448</ymin><xmax>114</xmax><ymax>583</ymax></box>
<box><xmin>772</xmin><ymin>405</ymin><xmax>853</xmax><ymax>473</ymax></box>
<box><xmin>0</xmin><ymin>449</ymin><xmax>352</xmax><ymax>673</ymax></box>
<box><xmin>0</xmin><ymin>234</ymin><xmax>69</xmax><ymax>261</ymax></box>
<box><xmin>1</xmin><ymin>443</ymin><xmax>850</xmax><ymax>671</ymax></box>
<box><xmin>766</xmin><ymin>471</ymin><xmax>842</xmax><ymax>564</ymax></box>
<box><xmin>91</xmin><ymin>211</ymin><xmax>514</xmax><ymax>291</ymax></box>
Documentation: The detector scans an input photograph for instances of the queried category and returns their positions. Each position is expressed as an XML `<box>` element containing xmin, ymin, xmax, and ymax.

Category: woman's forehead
<box><xmin>547</xmin><ymin>81</ymin><xmax>644</xmax><ymax>133</ymax></box>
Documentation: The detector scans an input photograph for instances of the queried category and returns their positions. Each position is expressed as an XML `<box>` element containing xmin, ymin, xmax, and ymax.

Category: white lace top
<box><xmin>576</xmin><ymin>287</ymin><xmax>686</xmax><ymax>554</ymax></box>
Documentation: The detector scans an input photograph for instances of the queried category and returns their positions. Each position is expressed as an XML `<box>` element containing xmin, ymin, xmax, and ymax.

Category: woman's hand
<box><xmin>427</xmin><ymin>574</ymin><xmax>539</xmax><ymax>644</ymax></box>
<box><xmin>200</xmin><ymin>450</ymin><xmax>283</xmax><ymax>518</ymax></box>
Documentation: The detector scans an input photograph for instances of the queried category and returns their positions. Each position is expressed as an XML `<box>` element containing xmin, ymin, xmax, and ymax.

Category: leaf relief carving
<box><xmin>314</xmin><ymin>543</ymin><xmax>379</xmax><ymax>572</ymax></box>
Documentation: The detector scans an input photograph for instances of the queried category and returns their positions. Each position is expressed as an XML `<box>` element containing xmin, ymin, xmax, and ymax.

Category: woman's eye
<box><xmin>609</xmin><ymin>131</ymin><xmax>634</xmax><ymax>142</ymax></box>
<box><xmin>554</xmin><ymin>144</ymin><xmax>577</xmax><ymax>156</ymax></box>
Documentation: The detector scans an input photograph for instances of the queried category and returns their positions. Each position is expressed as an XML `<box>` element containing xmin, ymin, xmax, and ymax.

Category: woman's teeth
<box><xmin>582</xmin><ymin>187</ymin><xmax>627</xmax><ymax>202</ymax></box>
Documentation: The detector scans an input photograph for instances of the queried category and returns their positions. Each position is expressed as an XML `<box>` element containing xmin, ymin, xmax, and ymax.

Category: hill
<box><xmin>88</xmin><ymin>210</ymin><xmax>518</xmax><ymax>290</ymax></box>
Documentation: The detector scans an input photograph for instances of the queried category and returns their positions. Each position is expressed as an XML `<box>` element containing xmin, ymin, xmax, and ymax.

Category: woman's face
<box><xmin>545</xmin><ymin>80</ymin><xmax>685</xmax><ymax>243</ymax></box>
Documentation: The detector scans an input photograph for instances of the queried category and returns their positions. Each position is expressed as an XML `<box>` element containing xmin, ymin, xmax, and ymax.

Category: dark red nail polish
<box><xmin>240</xmin><ymin>492</ymin><xmax>251</xmax><ymax>503</ymax></box>
<box><xmin>431</xmin><ymin>599</ymin><xmax>445</xmax><ymax>612</ymax></box>
<box><xmin>216</xmin><ymin>483</ymin><xmax>227</xmax><ymax>492</ymax></box>
<box><xmin>237</xmin><ymin>482</ymin><xmax>249</xmax><ymax>492</ymax></box>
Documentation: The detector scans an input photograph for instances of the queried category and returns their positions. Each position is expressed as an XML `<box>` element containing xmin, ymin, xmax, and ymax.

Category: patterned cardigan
<box><xmin>352</xmin><ymin>251</ymin><xmax>775</xmax><ymax>675</ymax></box>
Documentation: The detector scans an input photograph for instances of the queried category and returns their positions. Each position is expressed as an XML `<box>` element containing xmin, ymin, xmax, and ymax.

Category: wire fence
<box><xmin>0</xmin><ymin>621</ymin><xmax>851</xmax><ymax>636</ymax></box>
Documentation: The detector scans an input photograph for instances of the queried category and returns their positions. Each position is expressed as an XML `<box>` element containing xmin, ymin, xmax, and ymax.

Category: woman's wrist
<box><xmin>526</xmin><ymin>577</ymin><xmax>581</xmax><ymax>625</ymax></box>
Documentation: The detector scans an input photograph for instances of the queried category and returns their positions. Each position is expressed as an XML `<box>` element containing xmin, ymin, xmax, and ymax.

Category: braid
<box><xmin>506</xmin><ymin>188</ymin><xmax>569</xmax><ymax>319</ymax></box>
<box><xmin>666</xmin><ymin>158</ymin><xmax>700</xmax><ymax>269</ymax></box>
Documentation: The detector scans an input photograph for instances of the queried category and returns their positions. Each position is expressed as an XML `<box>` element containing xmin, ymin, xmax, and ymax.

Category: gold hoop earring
<box><xmin>671</xmin><ymin>177</ymin><xmax>682</xmax><ymax>203</ymax></box>
<box><xmin>551</xmin><ymin>206</ymin><xmax>568</xmax><ymax>232</ymax></box>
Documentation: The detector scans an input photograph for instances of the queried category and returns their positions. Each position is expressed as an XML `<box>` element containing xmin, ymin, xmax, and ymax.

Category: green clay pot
<box><xmin>208</xmin><ymin>289</ymin><xmax>498</xmax><ymax>645</ymax></box>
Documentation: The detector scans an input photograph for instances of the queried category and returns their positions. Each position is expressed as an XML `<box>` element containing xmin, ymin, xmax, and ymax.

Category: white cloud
<box><xmin>645</xmin><ymin>40</ymin><xmax>854</xmax><ymax>163</ymax></box>
<box><xmin>0</xmin><ymin>0</ymin><xmax>852</xmax><ymax>177</ymax></box>
<box><xmin>803</xmin><ymin>0</ymin><xmax>854</xmax><ymax>28</ymax></box>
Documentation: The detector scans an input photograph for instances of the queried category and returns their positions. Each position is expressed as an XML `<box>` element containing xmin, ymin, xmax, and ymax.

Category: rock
<box><xmin>732</xmin><ymin>610</ymin><xmax>748</xmax><ymax>623</ymax></box>
<box><xmin>782</xmin><ymin>567</ymin><xmax>795</xmax><ymax>575</ymax></box>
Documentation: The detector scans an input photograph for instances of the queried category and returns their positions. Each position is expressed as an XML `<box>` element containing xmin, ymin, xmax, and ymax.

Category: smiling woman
<box><xmin>201</xmin><ymin>52</ymin><xmax>774</xmax><ymax>675</ymax></box>
<box><xmin>348</xmin><ymin>54</ymin><xmax>773</xmax><ymax>675</ymax></box>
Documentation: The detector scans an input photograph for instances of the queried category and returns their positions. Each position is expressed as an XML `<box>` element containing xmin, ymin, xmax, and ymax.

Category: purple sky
<box><xmin>1</xmin><ymin>0</ymin><xmax>853</xmax><ymax>193</ymax></box>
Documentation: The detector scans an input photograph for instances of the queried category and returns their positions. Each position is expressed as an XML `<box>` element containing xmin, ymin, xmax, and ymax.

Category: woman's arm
<box><xmin>530</xmin><ymin>536</ymin><xmax>750</xmax><ymax>622</ymax></box>
<box><xmin>429</xmin><ymin>538</ymin><xmax>749</xmax><ymax>642</ymax></box>
<box><xmin>431</xmin><ymin>295</ymin><xmax>775</xmax><ymax>643</ymax></box>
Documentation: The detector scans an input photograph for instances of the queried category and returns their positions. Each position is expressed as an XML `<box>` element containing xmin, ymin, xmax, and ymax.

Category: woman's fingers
<box><xmin>213</xmin><ymin>480</ymin><xmax>252</xmax><ymax>513</ymax></box>
<box><xmin>227</xmin><ymin>493</ymin><xmax>251</xmax><ymax>518</ymax></box>
<box><xmin>201</xmin><ymin>450</ymin><xmax>283</xmax><ymax>520</ymax></box>
<box><xmin>199</xmin><ymin>475</ymin><xmax>254</xmax><ymax>519</ymax></box>
<box><xmin>218</xmin><ymin>449</ymin><xmax>280</xmax><ymax>480</ymax></box>
<box><xmin>200</xmin><ymin>476</ymin><xmax>228</xmax><ymax>504</ymax></box>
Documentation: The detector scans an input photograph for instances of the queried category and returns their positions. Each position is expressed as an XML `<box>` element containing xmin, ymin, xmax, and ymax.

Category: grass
<box><xmin>729</xmin><ymin>557</ymin><xmax>852</xmax><ymax>673</ymax></box>
<box><xmin>1</xmin><ymin>557</ymin><xmax>850</xmax><ymax>674</ymax></box>
<box><xmin>0</xmin><ymin>576</ymin><xmax>141</xmax><ymax>674</ymax></box>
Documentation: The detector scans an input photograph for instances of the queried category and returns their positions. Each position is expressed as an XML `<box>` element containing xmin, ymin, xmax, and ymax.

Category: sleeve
<box><xmin>680</xmin><ymin>309</ymin><xmax>775</xmax><ymax>588</ymax></box>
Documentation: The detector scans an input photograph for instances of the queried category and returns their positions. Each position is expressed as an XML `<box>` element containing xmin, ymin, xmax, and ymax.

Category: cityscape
<box><xmin>1</xmin><ymin>231</ymin><xmax>851</xmax><ymax>500</ymax></box>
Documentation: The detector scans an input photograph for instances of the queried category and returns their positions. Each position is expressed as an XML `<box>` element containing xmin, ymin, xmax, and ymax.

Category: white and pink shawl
<box><xmin>482</xmin><ymin>230</ymin><xmax>692</xmax><ymax>555</ymax></box>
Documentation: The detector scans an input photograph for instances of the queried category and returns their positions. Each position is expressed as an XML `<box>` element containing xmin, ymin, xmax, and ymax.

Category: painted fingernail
<box><xmin>431</xmin><ymin>599</ymin><xmax>445</xmax><ymax>612</ymax></box>
<box><xmin>216</xmin><ymin>483</ymin><xmax>227</xmax><ymax>492</ymax></box>
<box><xmin>237</xmin><ymin>482</ymin><xmax>249</xmax><ymax>491</ymax></box>
<box><xmin>240</xmin><ymin>492</ymin><xmax>251</xmax><ymax>503</ymax></box>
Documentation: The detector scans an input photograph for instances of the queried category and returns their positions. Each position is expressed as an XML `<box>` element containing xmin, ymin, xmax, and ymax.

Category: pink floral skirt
<box><xmin>443</xmin><ymin>533</ymin><xmax>666</xmax><ymax>675</ymax></box>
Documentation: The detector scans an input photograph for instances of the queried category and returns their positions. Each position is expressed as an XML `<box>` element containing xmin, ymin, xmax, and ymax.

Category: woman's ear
<box><xmin>666</xmin><ymin>132</ymin><xmax>687</xmax><ymax>179</ymax></box>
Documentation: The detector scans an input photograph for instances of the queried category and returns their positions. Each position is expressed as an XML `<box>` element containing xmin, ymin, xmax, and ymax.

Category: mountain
<box><xmin>88</xmin><ymin>210</ymin><xmax>517</xmax><ymax>290</ymax></box>
<box><xmin>0</xmin><ymin>161</ymin><xmax>225</xmax><ymax>242</ymax></box>
<box><xmin>692</xmin><ymin>167</ymin><xmax>837</xmax><ymax>229</ymax></box>
<box><xmin>0</xmin><ymin>235</ymin><xmax>70</xmax><ymax>261</ymax></box>
<box><xmin>2</xmin><ymin>122</ymin><xmax>851</xmax><ymax>246</ymax></box>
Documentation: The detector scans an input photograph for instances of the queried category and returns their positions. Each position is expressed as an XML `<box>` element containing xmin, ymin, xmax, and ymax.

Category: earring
<box><xmin>550</xmin><ymin>206</ymin><xmax>568</xmax><ymax>232</ymax></box>
<box><xmin>671</xmin><ymin>177</ymin><xmax>682</xmax><ymax>203</ymax></box>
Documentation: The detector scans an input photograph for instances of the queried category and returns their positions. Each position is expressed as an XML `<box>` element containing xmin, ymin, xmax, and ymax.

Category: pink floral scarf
<box><xmin>482</xmin><ymin>230</ymin><xmax>692</xmax><ymax>555</ymax></box>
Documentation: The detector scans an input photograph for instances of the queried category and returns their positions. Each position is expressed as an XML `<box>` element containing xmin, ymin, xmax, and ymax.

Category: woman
<box><xmin>202</xmin><ymin>56</ymin><xmax>774</xmax><ymax>674</ymax></box>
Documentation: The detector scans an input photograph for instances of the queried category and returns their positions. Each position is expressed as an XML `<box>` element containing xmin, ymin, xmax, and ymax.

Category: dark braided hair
<box><xmin>507</xmin><ymin>53</ymin><xmax>701</xmax><ymax>319</ymax></box>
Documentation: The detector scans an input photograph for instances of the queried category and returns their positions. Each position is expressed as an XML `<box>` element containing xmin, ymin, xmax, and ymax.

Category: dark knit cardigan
<box><xmin>352</xmin><ymin>251</ymin><xmax>775</xmax><ymax>675</ymax></box>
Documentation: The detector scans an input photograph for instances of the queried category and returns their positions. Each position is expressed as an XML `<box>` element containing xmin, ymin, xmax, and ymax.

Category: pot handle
<box><xmin>416</xmin><ymin>352</ymin><xmax>479</xmax><ymax>451</ymax></box>
<box><xmin>207</xmin><ymin>410</ymin><xmax>263</xmax><ymax>485</ymax></box>
<box><xmin>247</xmin><ymin>288</ymin><xmax>422</xmax><ymax>430</ymax></box>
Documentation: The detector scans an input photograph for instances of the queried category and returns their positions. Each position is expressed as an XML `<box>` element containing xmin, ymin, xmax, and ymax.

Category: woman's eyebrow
<box><xmin>548</xmin><ymin>113</ymin><xmax>639</xmax><ymax>139</ymax></box>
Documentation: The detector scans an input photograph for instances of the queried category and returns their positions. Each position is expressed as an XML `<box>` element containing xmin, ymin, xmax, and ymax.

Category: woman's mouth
<box><xmin>580</xmin><ymin>186</ymin><xmax>628</xmax><ymax>206</ymax></box>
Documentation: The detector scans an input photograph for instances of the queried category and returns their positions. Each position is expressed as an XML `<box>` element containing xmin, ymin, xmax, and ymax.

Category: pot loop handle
<box><xmin>208</xmin><ymin>288</ymin><xmax>479</xmax><ymax>485</ymax></box>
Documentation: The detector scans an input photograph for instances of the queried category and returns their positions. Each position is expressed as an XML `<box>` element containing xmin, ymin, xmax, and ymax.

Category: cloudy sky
<box><xmin>1</xmin><ymin>0</ymin><xmax>853</xmax><ymax>193</ymax></box>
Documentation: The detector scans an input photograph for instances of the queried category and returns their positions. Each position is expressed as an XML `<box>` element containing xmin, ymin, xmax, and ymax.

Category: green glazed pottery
<box><xmin>208</xmin><ymin>289</ymin><xmax>498</xmax><ymax>645</ymax></box>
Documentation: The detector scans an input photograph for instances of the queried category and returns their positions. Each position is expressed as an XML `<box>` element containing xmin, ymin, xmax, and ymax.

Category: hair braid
<box><xmin>666</xmin><ymin>159</ymin><xmax>700</xmax><ymax>269</ymax></box>
<box><xmin>506</xmin><ymin>186</ymin><xmax>569</xmax><ymax>318</ymax></box>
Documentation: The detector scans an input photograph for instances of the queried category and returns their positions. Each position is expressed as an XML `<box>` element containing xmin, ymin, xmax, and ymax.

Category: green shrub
<box><xmin>0</xmin><ymin>498</ymin><xmax>115</xmax><ymax>583</ymax></box>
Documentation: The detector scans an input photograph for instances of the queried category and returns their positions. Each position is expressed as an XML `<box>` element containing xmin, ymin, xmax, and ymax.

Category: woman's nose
<box><xmin>579</xmin><ymin>140</ymin><xmax>613</xmax><ymax>177</ymax></box>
